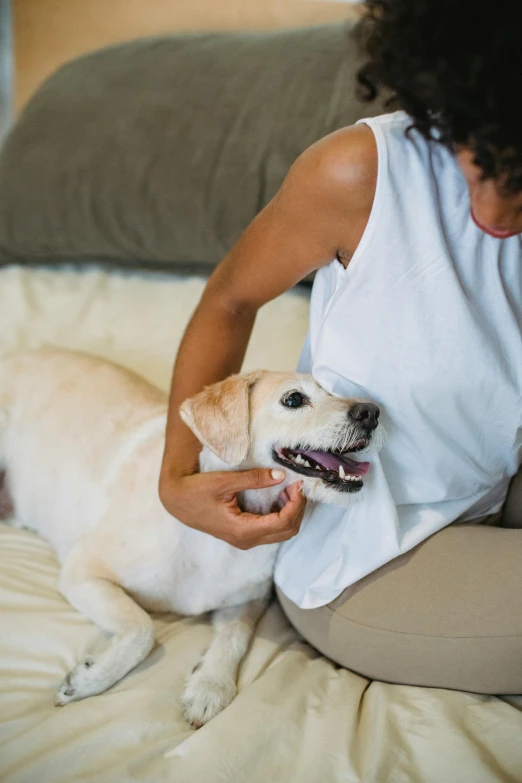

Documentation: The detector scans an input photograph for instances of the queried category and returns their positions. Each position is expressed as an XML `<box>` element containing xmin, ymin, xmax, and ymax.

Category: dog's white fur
<box><xmin>0</xmin><ymin>349</ymin><xmax>384</xmax><ymax>726</ymax></box>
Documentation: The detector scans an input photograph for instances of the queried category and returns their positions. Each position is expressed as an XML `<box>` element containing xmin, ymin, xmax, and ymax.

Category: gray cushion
<box><xmin>0</xmin><ymin>23</ymin><xmax>387</xmax><ymax>271</ymax></box>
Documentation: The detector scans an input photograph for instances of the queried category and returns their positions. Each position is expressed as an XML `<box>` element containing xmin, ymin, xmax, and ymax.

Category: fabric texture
<box><xmin>0</xmin><ymin>23</ymin><xmax>387</xmax><ymax>272</ymax></box>
<box><xmin>275</xmin><ymin>111</ymin><xmax>522</xmax><ymax>609</ymax></box>
<box><xmin>1</xmin><ymin>265</ymin><xmax>521</xmax><ymax>783</ymax></box>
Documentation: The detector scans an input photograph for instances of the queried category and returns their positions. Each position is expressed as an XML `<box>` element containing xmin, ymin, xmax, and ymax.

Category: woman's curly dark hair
<box><xmin>357</xmin><ymin>0</ymin><xmax>522</xmax><ymax>192</ymax></box>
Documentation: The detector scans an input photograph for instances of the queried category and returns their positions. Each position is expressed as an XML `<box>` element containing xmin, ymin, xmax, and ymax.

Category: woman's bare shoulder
<box><xmin>301</xmin><ymin>124</ymin><xmax>378</xmax><ymax>190</ymax></box>
<box><xmin>290</xmin><ymin>124</ymin><xmax>378</xmax><ymax>260</ymax></box>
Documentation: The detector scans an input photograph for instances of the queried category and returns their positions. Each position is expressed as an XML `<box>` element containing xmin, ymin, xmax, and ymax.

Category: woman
<box><xmin>159</xmin><ymin>0</ymin><xmax>522</xmax><ymax>693</ymax></box>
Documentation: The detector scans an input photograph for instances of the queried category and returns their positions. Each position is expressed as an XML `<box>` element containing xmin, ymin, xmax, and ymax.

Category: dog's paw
<box><xmin>55</xmin><ymin>657</ymin><xmax>102</xmax><ymax>706</ymax></box>
<box><xmin>180</xmin><ymin>669</ymin><xmax>238</xmax><ymax>728</ymax></box>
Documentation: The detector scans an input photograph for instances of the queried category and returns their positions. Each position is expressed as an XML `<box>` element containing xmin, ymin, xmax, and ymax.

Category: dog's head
<box><xmin>180</xmin><ymin>371</ymin><xmax>386</xmax><ymax>506</ymax></box>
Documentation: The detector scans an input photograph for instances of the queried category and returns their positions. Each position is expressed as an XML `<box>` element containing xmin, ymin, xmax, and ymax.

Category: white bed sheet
<box><xmin>1</xmin><ymin>265</ymin><xmax>521</xmax><ymax>783</ymax></box>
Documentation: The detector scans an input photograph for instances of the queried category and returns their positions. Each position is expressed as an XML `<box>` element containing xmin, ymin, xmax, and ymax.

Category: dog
<box><xmin>0</xmin><ymin>349</ymin><xmax>385</xmax><ymax>726</ymax></box>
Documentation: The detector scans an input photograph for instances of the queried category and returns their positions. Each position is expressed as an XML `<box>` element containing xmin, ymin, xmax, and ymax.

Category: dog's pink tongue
<box><xmin>299</xmin><ymin>450</ymin><xmax>370</xmax><ymax>476</ymax></box>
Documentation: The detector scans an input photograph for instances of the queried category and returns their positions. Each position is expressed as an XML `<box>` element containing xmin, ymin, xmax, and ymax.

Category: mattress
<box><xmin>1</xmin><ymin>265</ymin><xmax>521</xmax><ymax>783</ymax></box>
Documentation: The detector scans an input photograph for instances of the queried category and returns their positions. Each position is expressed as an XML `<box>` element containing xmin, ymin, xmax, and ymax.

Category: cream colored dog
<box><xmin>0</xmin><ymin>349</ymin><xmax>384</xmax><ymax>726</ymax></box>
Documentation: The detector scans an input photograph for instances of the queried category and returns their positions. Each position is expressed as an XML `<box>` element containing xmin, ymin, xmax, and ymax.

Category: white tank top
<box><xmin>275</xmin><ymin>111</ymin><xmax>522</xmax><ymax>609</ymax></box>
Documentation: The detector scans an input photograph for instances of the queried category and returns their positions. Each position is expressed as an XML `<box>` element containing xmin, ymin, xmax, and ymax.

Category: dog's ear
<box><xmin>179</xmin><ymin>371</ymin><xmax>262</xmax><ymax>465</ymax></box>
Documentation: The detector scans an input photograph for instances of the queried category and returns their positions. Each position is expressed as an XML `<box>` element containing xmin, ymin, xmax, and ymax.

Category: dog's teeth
<box><xmin>315</xmin><ymin>465</ymin><xmax>321</xmax><ymax>470</ymax></box>
<box><xmin>339</xmin><ymin>465</ymin><xmax>346</xmax><ymax>479</ymax></box>
<box><xmin>302</xmin><ymin>460</ymin><xmax>311</xmax><ymax>468</ymax></box>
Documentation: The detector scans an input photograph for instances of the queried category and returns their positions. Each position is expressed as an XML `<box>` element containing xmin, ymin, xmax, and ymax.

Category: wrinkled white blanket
<box><xmin>1</xmin><ymin>265</ymin><xmax>521</xmax><ymax>783</ymax></box>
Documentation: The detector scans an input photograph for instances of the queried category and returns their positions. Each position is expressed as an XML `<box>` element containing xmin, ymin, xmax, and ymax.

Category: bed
<box><xmin>1</xmin><ymin>265</ymin><xmax>521</xmax><ymax>783</ymax></box>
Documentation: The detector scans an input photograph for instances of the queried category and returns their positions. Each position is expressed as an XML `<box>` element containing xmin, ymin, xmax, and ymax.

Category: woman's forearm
<box><xmin>161</xmin><ymin>282</ymin><xmax>257</xmax><ymax>479</ymax></box>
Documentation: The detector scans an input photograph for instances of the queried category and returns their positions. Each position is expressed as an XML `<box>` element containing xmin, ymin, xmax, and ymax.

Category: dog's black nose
<box><xmin>348</xmin><ymin>403</ymin><xmax>380</xmax><ymax>432</ymax></box>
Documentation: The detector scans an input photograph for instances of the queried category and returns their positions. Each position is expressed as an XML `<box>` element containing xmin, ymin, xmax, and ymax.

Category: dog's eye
<box><xmin>281</xmin><ymin>391</ymin><xmax>308</xmax><ymax>409</ymax></box>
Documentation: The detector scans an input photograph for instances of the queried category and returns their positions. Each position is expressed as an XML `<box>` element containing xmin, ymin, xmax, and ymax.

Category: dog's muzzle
<box><xmin>272</xmin><ymin>438</ymin><xmax>371</xmax><ymax>494</ymax></box>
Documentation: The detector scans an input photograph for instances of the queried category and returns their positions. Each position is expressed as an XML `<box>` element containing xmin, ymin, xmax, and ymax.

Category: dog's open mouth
<box><xmin>272</xmin><ymin>440</ymin><xmax>370</xmax><ymax>493</ymax></box>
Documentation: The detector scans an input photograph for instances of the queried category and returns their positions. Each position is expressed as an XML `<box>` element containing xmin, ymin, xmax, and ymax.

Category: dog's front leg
<box><xmin>181</xmin><ymin>597</ymin><xmax>269</xmax><ymax>728</ymax></box>
<box><xmin>55</xmin><ymin>556</ymin><xmax>155</xmax><ymax>706</ymax></box>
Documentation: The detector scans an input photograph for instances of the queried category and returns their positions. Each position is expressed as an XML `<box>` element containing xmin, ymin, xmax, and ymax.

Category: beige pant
<box><xmin>277</xmin><ymin>469</ymin><xmax>522</xmax><ymax>694</ymax></box>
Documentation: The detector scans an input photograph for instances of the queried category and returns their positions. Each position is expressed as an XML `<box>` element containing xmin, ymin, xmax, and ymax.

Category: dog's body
<box><xmin>0</xmin><ymin>349</ymin><xmax>383</xmax><ymax>726</ymax></box>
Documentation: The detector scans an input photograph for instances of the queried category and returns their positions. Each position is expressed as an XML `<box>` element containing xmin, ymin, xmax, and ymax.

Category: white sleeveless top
<box><xmin>274</xmin><ymin>111</ymin><xmax>522</xmax><ymax>609</ymax></box>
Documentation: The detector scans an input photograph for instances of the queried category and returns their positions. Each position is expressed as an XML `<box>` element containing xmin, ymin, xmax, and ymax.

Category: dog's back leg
<box><xmin>55</xmin><ymin>554</ymin><xmax>154</xmax><ymax>706</ymax></box>
<box><xmin>181</xmin><ymin>596</ymin><xmax>269</xmax><ymax>728</ymax></box>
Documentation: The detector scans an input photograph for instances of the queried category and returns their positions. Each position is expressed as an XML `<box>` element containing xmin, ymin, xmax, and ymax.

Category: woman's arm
<box><xmin>159</xmin><ymin>124</ymin><xmax>377</xmax><ymax>549</ymax></box>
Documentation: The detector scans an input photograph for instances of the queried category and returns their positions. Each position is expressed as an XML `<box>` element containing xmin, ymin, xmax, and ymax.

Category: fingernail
<box><xmin>271</xmin><ymin>469</ymin><xmax>286</xmax><ymax>480</ymax></box>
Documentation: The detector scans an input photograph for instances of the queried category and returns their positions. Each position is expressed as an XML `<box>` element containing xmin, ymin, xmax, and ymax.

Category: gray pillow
<box><xmin>0</xmin><ymin>23</ymin><xmax>387</xmax><ymax>272</ymax></box>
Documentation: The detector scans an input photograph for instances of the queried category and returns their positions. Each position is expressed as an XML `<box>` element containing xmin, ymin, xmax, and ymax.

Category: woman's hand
<box><xmin>159</xmin><ymin>468</ymin><xmax>306</xmax><ymax>549</ymax></box>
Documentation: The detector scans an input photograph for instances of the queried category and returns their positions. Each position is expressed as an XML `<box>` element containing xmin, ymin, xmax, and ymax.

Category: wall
<box><xmin>15</xmin><ymin>0</ymin><xmax>362</xmax><ymax>110</ymax></box>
